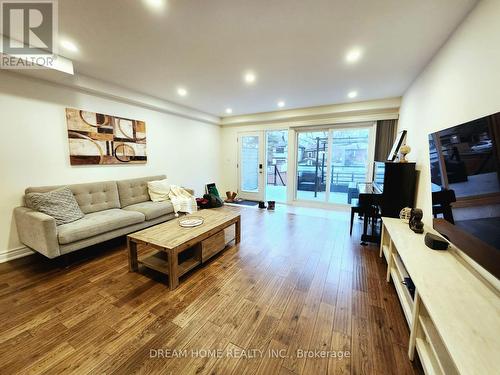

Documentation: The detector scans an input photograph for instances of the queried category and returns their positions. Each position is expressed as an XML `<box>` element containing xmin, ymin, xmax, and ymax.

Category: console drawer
<box><xmin>202</xmin><ymin>230</ymin><xmax>226</xmax><ymax>262</ymax></box>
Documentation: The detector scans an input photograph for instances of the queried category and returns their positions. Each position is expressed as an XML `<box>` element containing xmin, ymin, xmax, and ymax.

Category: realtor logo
<box><xmin>1</xmin><ymin>0</ymin><xmax>58</xmax><ymax>69</ymax></box>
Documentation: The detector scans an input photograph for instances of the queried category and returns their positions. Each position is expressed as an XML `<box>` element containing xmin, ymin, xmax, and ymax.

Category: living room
<box><xmin>0</xmin><ymin>0</ymin><xmax>499</xmax><ymax>374</ymax></box>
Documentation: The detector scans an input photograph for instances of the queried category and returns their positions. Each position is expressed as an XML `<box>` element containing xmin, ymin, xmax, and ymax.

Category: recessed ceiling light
<box><xmin>177</xmin><ymin>87</ymin><xmax>187</xmax><ymax>97</ymax></box>
<box><xmin>345</xmin><ymin>48</ymin><xmax>363</xmax><ymax>63</ymax></box>
<box><xmin>277</xmin><ymin>100</ymin><xmax>285</xmax><ymax>108</ymax></box>
<box><xmin>348</xmin><ymin>91</ymin><xmax>358</xmax><ymax>99</ymax></box>
<box><xmin>144</xmin><ymin>0</ymin><xmax>166</xmax><ymax>10</ymax></box>
<box><xmin>244</xmin><ymin>71</ymin><xmax>256</xmax><ymax>84</ymax></box>
<box><xmin>60</xmin><ymin>39</ymin><xmax>78</xmax><ymax>53</ymax></box>
<box><xmin>225</xmin><ymin>108</ymin><xmax>233</xmax><ymax>114</ymax></box>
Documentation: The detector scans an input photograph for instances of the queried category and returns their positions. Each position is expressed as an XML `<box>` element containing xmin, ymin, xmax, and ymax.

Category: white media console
<box><xmin>380</xmin><ymin>217</ymin><xmax>499</xmax><ymax>375</ymax></box>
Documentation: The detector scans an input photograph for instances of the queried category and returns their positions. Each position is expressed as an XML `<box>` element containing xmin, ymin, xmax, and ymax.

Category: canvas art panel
<box><xmin>65</xmin><ymin>108</ymin><xmax>147</xmax><ymax>165</ymax></box>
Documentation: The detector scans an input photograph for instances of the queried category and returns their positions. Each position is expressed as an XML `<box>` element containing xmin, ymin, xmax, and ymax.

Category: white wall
<box><xmin>398</xmin><ymin>0</ymin><xmax>500</xmax><ymax>225</ymax></box>
<box><xmin>0</xmin><ymin>71</ymin><xmax>221</xmax><ymax>258</ymax></box>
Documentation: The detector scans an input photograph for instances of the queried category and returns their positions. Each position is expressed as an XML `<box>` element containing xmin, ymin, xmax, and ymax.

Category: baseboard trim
<box><xmin>0</xmin><ymin>246</ymin><xmax>34</xmax><ymax>263</ymax></box>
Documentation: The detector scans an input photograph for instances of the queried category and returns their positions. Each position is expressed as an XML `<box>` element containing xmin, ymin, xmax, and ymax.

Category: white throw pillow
<box><xmin>147</xmin><ymin>179</ymin><xmax>170</xmax><ymax>202</ymax></box>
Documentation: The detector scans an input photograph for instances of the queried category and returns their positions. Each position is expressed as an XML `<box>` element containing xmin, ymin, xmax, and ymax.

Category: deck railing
<box><xmin>267</xmin><ymin>165</ymin><xmax>287</xmax><ymax>186</ymax></box>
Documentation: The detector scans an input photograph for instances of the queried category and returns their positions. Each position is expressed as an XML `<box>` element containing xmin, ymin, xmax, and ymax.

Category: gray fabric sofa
<box><xmin>14</xmin><ymin>175</ymin><xmax>187</xmax><ymax>259</ymax></box>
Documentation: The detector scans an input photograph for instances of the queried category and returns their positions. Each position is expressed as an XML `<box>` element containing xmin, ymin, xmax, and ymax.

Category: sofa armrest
<box><xmin>14</xmin><ymin>207</ymin><xmax>60</xmax><ymax>258</ymax></box>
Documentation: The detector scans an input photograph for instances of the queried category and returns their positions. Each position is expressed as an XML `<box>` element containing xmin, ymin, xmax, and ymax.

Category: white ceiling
<box><xmin>58</xmin><ymin>0</ymin><xmax>478</xmax><ymax>117</ymax></box>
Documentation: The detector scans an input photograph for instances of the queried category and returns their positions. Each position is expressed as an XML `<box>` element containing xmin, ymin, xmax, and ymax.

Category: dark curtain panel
<box><xmin>487</xmin><ymin>112</ymin><xmax>500</xmax><ymax>184</ymax></box>
<box><xmin>374</xmin><ymin>120</ymin><xmax>398</xmax><ymax>161</ymax></box>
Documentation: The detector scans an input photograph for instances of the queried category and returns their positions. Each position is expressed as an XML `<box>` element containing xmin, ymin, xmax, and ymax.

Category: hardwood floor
<box><xmin>0</xmin><ymin>206</ymin><xmax>423</xmax><ymax>374</ymax></box>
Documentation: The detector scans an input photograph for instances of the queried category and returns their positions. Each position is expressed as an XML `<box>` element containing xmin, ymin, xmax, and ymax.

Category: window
<box><xmin>295</xmin><ymin>125</ymin><xmax>374</xmax><ymax>204</ymax></box>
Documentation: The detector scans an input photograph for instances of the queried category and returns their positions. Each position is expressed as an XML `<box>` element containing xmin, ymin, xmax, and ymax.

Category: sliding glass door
<box><xmin>296</xmin><ymin>131</ymin><xmax>329</xmax><ymax>201</ymax></box>
<box><xmin>295</xmin><ymin>125</ymin><xmax>374</xmax><ymax>205</ymax></box>
<box><xmin>329</xmin><ymin>128</ymin><xmax>371</xmax><ymax>204</ymax></box>
<box><xmin>266</xmin><ymin>130</ymin><xmax>288</xmax><ymax>203</ymax></box>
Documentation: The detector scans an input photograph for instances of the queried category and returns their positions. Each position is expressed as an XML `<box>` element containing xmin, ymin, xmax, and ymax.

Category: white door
<box><xmin>238</xmin><ymin>131</ymin><xmax>265</xmax><ymax>201</ymax></box>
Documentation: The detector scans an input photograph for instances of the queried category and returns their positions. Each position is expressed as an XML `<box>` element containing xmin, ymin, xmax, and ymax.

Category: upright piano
<box><xmin>358</xmin><ymin>162</ymin><xmax>417</xmax><ymax>242</ymax></box>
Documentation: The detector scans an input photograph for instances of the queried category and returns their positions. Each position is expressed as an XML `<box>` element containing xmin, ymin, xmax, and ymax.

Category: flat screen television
<box><xmin>428</xmin><ymin>111</ymin><xmax>500</xmax><ymax>278</ymax></box>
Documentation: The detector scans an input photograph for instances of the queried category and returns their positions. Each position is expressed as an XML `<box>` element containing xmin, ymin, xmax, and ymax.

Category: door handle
<box><xmin>259</xmin><ymin>164</ymin><xmax>263</xmax><ymax>173</ymax></box>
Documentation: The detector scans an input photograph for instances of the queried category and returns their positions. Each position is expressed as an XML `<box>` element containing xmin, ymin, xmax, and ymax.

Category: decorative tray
<box><xmin>178</xmin><ymin>216</ymin><xmax>204</xmax><ymax>228</ymax></box>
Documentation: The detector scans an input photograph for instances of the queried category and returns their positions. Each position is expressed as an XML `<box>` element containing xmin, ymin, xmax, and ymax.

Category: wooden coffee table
<box><xmin>127</xmin><ymin>207</ymin><xmax>241</xmax><ymax>289</ymax></box>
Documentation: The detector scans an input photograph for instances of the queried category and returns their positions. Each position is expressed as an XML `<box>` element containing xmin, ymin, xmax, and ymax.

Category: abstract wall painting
<box><xmin>65</xmin><ymin>108</ymin><xmax>147</xmax><ymax>165</ymax></box>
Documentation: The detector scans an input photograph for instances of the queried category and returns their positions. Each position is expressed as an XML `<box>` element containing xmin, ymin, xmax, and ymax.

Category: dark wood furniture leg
<box><xmin>127</xmin><ymin>238</ymin><xmax>138</xmax><ymax>272</ymax></box>
<box><xmin>235</xmin><ymin>217</ymin><xmax>241</xmax><ymax>244</ymax></box>
<box><xmin>362</xmin><ymin>214</ymin><xmax>369</xmax><ymax>240</ymax></box>
<box><xmin>350</xmin><ymin>207</ymin><xmax>356</xmax><ymax>235</ymax></box>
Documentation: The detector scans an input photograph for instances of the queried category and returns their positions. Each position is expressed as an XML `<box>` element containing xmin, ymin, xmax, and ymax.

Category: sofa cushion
<box><xmin>25</xmin><ymin>186</ymin><xmax>84</xmax><ymax>225</ymax></box>
<box><xmin>147</xmin><ymin>179</ymin><xmax>170</xmax><ymax>202</ymax></box>
<box><xmin>117</xmin><ymin>175</ymin><xmax>166</xmax><ymax>208</ymax></box>
<box><xmin>26</xmin><ymin>181</ymin><xmax>121</xmax><ymax>214</ymax></box>
<box><xmin>57</xmin><ymin>209</ymin><xmax>145</xmax><ymax>245</ymax></box>
<box><xmin>122</xmin><ymin>201</ymin><xmax>174</xmax><ymax>221</ymax></box>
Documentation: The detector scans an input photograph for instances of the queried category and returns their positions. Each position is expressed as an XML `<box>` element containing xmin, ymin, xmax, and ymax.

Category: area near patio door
<box><xmin>238</xmin><ymin>130</ymin><xmax>288</xmax><ymax>203</ymax></box>
<box><xmin>239</xmin><ymin>132</ymin><xmax>264</xmax><ymax>201</ymax></box>
<box><xmin>296</xmin><ymin>126</ymin><xmax>373</xmax><ymax>204</ymax></box>
<box><xmin>238</xmin><ymin>126</ymin><xmax>372</xmax><ymax>205</ymax></box>
<box><xmin>266</xmin><ymin>130</ymin><xmax>288</xmax><ymax>203</ymax></box>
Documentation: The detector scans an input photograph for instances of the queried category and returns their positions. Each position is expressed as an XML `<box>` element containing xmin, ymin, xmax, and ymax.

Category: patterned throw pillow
<box><xmin>25</xmin><ymin>186</ymin><xmax>84</xmax><ymax>225</ymax></box>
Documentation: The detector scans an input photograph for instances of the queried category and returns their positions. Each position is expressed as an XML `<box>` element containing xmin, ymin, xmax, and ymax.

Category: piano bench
<box><xmin>350</xmin><ymin>204</ymin><xmax>364</xmax><ymax>235</ymax></box>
